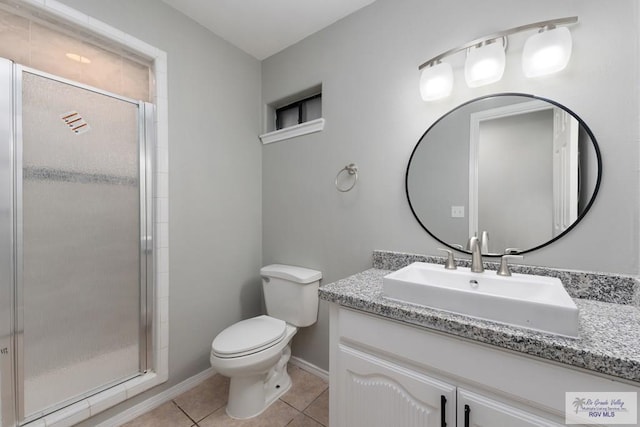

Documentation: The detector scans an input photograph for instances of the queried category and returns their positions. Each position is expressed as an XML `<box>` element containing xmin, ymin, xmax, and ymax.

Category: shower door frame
<box><xmin>6</xmin><ymin>63</ymin><xmax>155</xmax><ymax>425</ymax></box>
<box><xmin>0</xmin><ymin>57</ymin><xmax>16</xmax><ymax>427</ymax></box>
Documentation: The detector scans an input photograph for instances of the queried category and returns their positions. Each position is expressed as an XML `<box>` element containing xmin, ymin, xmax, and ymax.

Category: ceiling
<box><xmin>161</xmin><ymin>0</ymin><xmax>377</xmax><ymax>60</ymax></box>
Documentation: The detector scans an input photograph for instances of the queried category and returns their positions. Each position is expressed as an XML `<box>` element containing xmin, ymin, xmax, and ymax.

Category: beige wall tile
<box><xmin>122</xmin><ymin>57</ymin><xmax>150</xmax><ymax>101</ymax></box>
<box><xmin>30</xmin><ymin>22</ymin><xmax>83</xmax><ymax>81</ymax></box>
<box><xmin>0</xmin><ymin>9</ymin><xmax>30</xmax><ymax>64</ymax></box>
<box><xmin>79</xmin><ymin>42</ymin><xmax>122</xmax><ymax>95</ymax></box>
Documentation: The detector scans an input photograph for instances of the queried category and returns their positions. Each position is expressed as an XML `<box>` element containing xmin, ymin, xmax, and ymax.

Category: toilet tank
<box><xmin>260</xmin><ymin>264</ymin><xmax>322</xmax><ymax>327</ymax></box>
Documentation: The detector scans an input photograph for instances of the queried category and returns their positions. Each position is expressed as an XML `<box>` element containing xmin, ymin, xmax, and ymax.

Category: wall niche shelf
<box><xmin>260</xmin><ymin>118</ymin><xmax>325</xmax><ymax>145</ymax></box>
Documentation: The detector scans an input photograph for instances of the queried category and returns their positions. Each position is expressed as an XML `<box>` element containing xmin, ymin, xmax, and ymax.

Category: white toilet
<box><xmin>210</xmin><ymin>264</ymin><xmax>322</xmax><ymax>419</ymax></box>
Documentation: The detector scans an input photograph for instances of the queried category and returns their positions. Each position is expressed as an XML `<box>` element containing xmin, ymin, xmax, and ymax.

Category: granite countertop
<box><xmin>319</xmin><ymin>267</ymin><xmax>640</xmax><ymax>383</ymax></box>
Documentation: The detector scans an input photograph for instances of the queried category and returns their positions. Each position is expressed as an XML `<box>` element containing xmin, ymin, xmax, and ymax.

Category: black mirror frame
<box><xmin>405</xmin><ymin>92</ymin><xmax>602</xmax><ymax>257</ymax></box>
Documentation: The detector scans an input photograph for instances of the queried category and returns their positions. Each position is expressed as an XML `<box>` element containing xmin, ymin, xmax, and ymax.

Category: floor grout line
<box><xmin>302</xmin><ymin>388</ymin><xmax>329</xmax><ymax>426</ymax></box>
<box><xmin>279</xmin><ymin>398</ymin><xmax>303</xmax><ymax>413</ymax></box>
<box><xmin>305</xmin><ymin>411</ymin><xmax>327</xmax><ymax>426</ymax></box>
<box><xmin>172</xmin><ymin>399</ymin><xmax>200</xmax><ymax>426</ymax></box>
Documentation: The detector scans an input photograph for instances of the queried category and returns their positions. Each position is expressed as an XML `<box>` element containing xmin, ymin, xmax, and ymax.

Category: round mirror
<box><xmin>406</xmin><ymin>93</ymin><xmax>602</xmax><ymax>256</ymax></box>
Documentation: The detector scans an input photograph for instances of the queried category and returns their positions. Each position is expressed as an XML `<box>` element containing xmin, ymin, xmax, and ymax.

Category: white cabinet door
<box><xmin>337</xmin><ymin>344</ymin><xmax>456</xmax><ymax>427</ymax></box>
<box><xmin>458</xmin><ymin>388</ymin><xmax>564</xmax><ymax>427</ymax></box>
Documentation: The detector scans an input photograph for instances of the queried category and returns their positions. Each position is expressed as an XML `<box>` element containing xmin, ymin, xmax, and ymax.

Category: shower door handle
<box><xmin>142</xmin><ymin>235</ymin><xmax>153</xmax><ymax>253</ymax></box>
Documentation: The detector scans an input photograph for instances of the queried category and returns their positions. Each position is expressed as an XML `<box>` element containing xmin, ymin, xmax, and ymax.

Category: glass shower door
<box><xmin>17</xmin><ymin>69</ymin><xmax>146</xmax><ymax>421</ymax></box>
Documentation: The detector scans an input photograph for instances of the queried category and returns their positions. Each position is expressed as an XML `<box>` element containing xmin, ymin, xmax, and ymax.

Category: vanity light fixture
<box><xmin>522</xmin><ymin>25</ymin><xmax>572</xmax><ymax>78</ymax></box>
<box><xmin>418</xmin><ymin>16</ymin><xmax>577</xmax><ymax>100</ymax></box>
<box><xmin>419</xmin><ymin>61</ymin><xmax>454</xmax><ymax>101</ymax></box>
<box><xmin>464</xmin><ymin>39</ymin><xmax>506</xmax><ymax>88</ymax></box>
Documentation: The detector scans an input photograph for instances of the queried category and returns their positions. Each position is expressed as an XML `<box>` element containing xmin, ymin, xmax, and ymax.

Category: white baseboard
<box><xmin>95</xmin><ymin>368</ymin><xmax>215</xmax><ymax>427</ymax></box>
<box><xmin>290</xmin><ymin>356</ymin><xmax>329</xmax><ymax>382</ymax></box>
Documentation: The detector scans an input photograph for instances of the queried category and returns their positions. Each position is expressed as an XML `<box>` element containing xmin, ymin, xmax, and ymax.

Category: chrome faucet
<box><xmin>468</xmin><ymin>236</ymin><xmax>484</xmax><ymax>273</ymax></box>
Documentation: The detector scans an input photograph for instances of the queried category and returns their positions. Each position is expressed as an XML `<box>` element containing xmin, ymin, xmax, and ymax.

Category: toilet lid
<box><xmin>212</xmin><ymin>315</ymin><xmax>286</xmax><ymax>358</ymax></box>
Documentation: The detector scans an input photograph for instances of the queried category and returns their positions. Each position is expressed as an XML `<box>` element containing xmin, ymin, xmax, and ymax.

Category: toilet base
<box><xmin>225</xmin><ymin>346</ymin><xmax>292</xmax><ymax>419</ymax></box>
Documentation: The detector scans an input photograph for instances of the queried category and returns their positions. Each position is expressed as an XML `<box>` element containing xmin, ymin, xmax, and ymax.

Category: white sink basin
<box><xmin>382</xmin><ymin>262</ymin><xmax>579</xmax><ymax>337</ymax></box>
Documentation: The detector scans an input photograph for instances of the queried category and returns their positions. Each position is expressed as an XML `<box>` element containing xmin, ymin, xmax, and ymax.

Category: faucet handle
<box><xmin>497</xmin><ymin>254</ymin><xmax>523</xmax><ymax>276</ymax></box>
<box><xmin>437</xmin><ymin>248</ymin><xmax>457</xmax><ymax>270</ymax></box>
<box><xmin>480</xmin><ymin>231</ymin><xmax>489</xmax><ymax>254</ymax></box>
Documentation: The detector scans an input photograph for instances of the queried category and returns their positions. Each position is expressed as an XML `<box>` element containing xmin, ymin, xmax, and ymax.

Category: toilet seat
<box><xmin>212</xmin><ymin>315</ymin><xmax>286</xmax><ymax>358</ymax></box>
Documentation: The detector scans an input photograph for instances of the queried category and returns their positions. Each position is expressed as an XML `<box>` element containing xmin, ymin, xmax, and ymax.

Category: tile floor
<box><xmin>122</xmin><ymin>365</ymin><xmax>329</xmax><ymax>427</ymax></box>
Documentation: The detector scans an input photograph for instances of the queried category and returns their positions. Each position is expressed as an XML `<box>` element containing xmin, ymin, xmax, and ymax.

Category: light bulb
<box><xmin>419</xmin><ymin>62</ymin><xmax>453</xmax><ymax>101</ymax></box>
<box><xmin>464</xmin><ymin>41</ymin><xmax>505</xmax><ymax>88</ymax></box>
<box><xmin>522</xmin><ymin>26</ymin><xmax>572</xmax><ymax>78</ymax></box>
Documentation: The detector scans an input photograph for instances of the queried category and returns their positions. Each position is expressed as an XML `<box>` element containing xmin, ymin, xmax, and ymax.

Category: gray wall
<box><xmin>407</xmin><ymin>107</ymin><xmax>470</xmax><ymax>248</ymax></box>
<box><xmin>262</xmin><ymin>0</ymin><xmax>640</xmax><ymax>371</ymax></box>
<box><xmin>54</xmin><ymin>0</ymin><xmax>264</xmax><ymax>423</ymax></box>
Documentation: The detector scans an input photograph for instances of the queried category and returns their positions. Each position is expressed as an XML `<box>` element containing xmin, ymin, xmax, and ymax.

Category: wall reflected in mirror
<box><xmin>406</xmin><ymin>94</ymin><xmax>601</xmax><ymax>256</ymax></box>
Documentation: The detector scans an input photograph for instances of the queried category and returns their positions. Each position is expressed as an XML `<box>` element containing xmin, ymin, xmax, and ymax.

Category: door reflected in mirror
<box><xmin>406</xmin><ymin>93</ymin><xmax>601</xmax><ymax>256</ymax></box>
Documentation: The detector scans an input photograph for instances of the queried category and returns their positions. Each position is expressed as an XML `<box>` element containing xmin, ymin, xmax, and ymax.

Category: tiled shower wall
<box><xmin>0</xmin><ymin>4</ymin><xmax>149</xmax><ymax>101</ymax></box>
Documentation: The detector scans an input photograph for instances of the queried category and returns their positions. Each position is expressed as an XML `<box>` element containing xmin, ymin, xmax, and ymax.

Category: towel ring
<box><xmin>335</xmin><ymin>163</ymin><xmax>358</xmax><ymax>192</ymax></box>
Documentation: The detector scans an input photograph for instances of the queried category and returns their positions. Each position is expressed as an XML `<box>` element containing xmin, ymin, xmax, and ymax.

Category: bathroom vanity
<box><xmin>320</xmin><ymin>252</ymin><xmax>640</xmax><ymax>427</ymax></box>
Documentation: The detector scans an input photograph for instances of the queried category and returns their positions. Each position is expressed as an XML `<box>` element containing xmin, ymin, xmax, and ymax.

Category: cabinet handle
<box><xmin>464</xmin><ymin>404</ymin><xmax>471</xmax><ymax>427</ymax></box>
<box><xmin>440</xmin><ymin>395</ymin><xmax>447</xmax><ymax>427</ymax></box>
